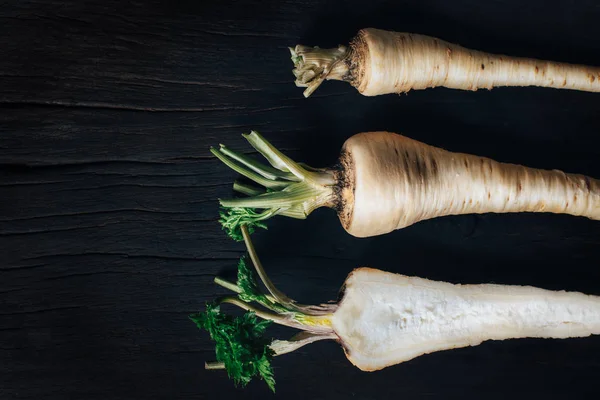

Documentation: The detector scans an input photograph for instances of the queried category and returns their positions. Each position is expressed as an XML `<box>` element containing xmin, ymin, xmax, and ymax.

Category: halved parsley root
<box><xmin>192</xmin><ymin>225</ymin><xmax>600</xmax><ymax>391</ymax></box>
<box><xmin>214</xmin><ymin>130</ymin><xmax>599</xmax><ymax>239</ymax></box>
<box><xmin>290</xmin><ymin>28</ymin><xmax>600</xmax><ymax>97</ymax></box>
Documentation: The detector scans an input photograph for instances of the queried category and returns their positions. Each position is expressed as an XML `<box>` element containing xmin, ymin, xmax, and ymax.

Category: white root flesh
<box><xmin>333</xmin><ymin>267</ymin><xmax>600</xmax><ymax>372</ymax></box>
<box><xmin>339</xmin><ymin>131</ymin><xmax>600</xmax><ymax>237</ymax></box>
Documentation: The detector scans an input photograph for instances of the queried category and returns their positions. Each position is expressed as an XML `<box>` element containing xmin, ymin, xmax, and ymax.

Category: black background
<box><xmin>1</xmin><ymin>0</ymin><xmax>600</xmax><ymax>399</ymax></box>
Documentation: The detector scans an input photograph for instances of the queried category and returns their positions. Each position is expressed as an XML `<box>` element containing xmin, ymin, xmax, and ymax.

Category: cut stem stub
<box><xmin>290</xmin><ymin>45</ymin><xmax>350</xmax><ymax>97</ymax></box>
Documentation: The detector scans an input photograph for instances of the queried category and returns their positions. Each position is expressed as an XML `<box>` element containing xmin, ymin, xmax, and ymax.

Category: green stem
<box><xmin>193</xmin><ymin>228</ymin><xmax>337</xmax><ymax>391</ymax></box>
<box><xmin>270</xmin><ymin>331</ymin><xmax>338</xmax><ymax>356</ymax></box>
<box><xmin>213</xmin><ymin>131</ymin><xmax>337</xmax><ymax>240</ymax></box>
<box><xmin>233</xmin><ymin>180</ymin><xmax>265</xmax><ymax>197</ymax></box>
<box><xmin>217</xmin><ymin>296</ymin><xmax>310</xmax><ymax>331</ymax></box>
<box><xmin>220</xmin><ymin>184</ymin><xmax>323</xmax><ymax>209</ymax></box>
<box><xmin>219</xmin><ymin>144</ymin><xmax>298</xmax><ymax>182</ymax></box>
<box><xmin>205</xmin><ymin>361</ymin><xmax>226</xmax><ymax>370</ymax></box>
<box><xmin>214</xmin><ymin>275</ymin><xmax>286</xmax><ymax>314</ymax></box>
<box><xmin>214</xmin><ymin>277</ymin><xmax>242</xmax><ymax>294</ymax></box>
<box><xmin>204</xmin><ymin>332</ymin><xmax>336</xmax><ymax>370</ymax></box>
<box><xmin>241</xmin><ymin>225</ymin><xmax>298</xmax><ymax>309</ymax></box>
<box><xmin>210</xmin><ymin>147</ymin><xmax>290</xmax><ymax>190</ymax></box>
<box><xmin>214</xmin><ymin>226</ymin><xmax>336</xmax><ymax>330</ymax></box>
<box><xmin>241</xmin><ymin>225</ymin><xmax>338</xmax><ymax>316</ymax></box>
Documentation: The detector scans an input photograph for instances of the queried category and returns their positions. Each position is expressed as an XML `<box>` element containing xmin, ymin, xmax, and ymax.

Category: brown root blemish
<box><xmin>481</xmin><ymin>63</ymin><xmax>485</xmax><ymax>70</ymax></box>
<box><xmin>590</xmin><ymin>74</ymin><xmax>596</xmax><ymax>83</ymax></box>
<box><xmin>402</xmin><ymin>153</ymin><xmax>411</xmax><ymax>175</ymax></box>
<box><xmin>414</xmin><ymin>156</ymin><xmax>424</xmax><ymax>178</ymax></box>
<box><xmin>336</xmin><ymin>149</ymin><xmax>355</xmax><ymax>231</ymax></box>
<box><xmin>341</xmin><ymin>58</ymin><xmax>354</xmax><ymax>83</ymax></box>
<box><xmin>535</xmin><ymin>66</ymin><xmax>539</xmax><ymax>73</ymax></box>
<box><xmin>584</xmin><ymin>176</ymin><xmax>592</xmax><ymax>191</ymax></box>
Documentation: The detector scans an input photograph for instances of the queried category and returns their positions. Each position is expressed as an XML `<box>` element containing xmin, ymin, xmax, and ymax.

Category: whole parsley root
<box><xmin>291</xmin><ymin>28</ymin><xmax>600</xmax><ymax>97</ymax></box>
<box><xmin>213</xmin><ymin>130</ymin><xmax>599</xmax><ymax>239</ymax></box>
<box><xmin>192</xmin><ymin>226</ymin><xmax>600</xmax><ymax>390</ymax></box>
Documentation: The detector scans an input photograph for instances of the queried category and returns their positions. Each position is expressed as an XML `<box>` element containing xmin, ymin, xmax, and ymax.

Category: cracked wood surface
<box><xmin>1</xmin><ymin>0</ymin><xmax>600</xmax><ymax>399</ymax></box>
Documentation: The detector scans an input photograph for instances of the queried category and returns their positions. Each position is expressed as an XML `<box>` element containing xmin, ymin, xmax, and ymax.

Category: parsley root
<box><xmin>214</xmin><ymin>131</ymin><xmax>599</xmax><ymax>239</ymax></box>
<box><xmin>192</xmin><ymin>226</ymin><xmax>600</xmax><ymax>391</ymax></box>
<box><xmin>291</xmin><ymin>28</ymin><xmax>600</xmax><ymax>97</ymax></box>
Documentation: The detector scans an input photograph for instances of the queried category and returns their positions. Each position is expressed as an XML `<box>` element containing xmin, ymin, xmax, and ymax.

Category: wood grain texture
<box><xmin>1</xmin><ymin>0</ymin><xmax>599</xmax><ymax>399</ymax></box>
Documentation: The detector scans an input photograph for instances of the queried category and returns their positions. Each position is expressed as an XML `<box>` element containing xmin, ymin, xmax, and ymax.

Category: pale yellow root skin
<box><xmin>340</xmin><ymin>131</ymin><xmax>599</xmax><ymax>238</ymax></box>
<box><xmin>352</xmin><ymin>28</ymin><xmax>600</xmax><ymax>96</ymax></box>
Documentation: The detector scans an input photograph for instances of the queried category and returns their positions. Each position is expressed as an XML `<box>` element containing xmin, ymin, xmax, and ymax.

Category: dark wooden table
<box><xmin>2</xmin><ymin>1</ymin><xmax>599</xmax><ymax>399</ymax></box>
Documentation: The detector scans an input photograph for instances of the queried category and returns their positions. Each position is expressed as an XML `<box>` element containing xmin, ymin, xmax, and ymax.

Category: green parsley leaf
<box><xmin>190</xmin><ymin>304</ymin><xmax>276</xmax><ymax>392</ymax></box>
